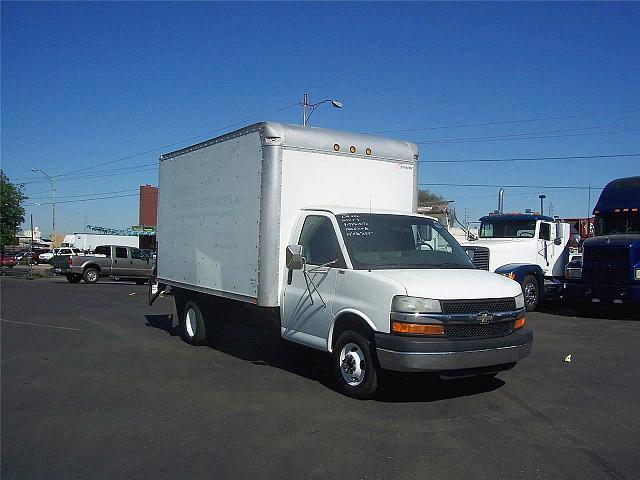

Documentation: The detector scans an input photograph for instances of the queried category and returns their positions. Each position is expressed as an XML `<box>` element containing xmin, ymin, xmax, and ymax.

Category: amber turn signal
<box><xmin>392</xmin><ymin>321</ymin><xmax>444</xmax><ymax>335</ymax></box>
<box><xmin>514</xmin><ymin>317</ymin><xmax>526</xmax><ymax>330</ymax></box>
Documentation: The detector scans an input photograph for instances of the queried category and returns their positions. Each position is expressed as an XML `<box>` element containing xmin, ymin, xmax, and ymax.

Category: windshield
<box><xmin>479</xmin><ymin>219</ymin><xmax>536</xmax><ymax>238</ymax></box>
<box><xmin>336</xmin><ymin>213</ymin><xmax>474</xmax><ymax>270</ymax></box>
<box><xmin>594</xmin><ymin>215</ymin><xmax>640</xmax><ymax>235</ymax></box>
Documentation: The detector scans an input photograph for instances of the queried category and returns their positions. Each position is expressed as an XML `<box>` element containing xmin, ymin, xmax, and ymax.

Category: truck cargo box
<box><xmin>156</xmin><ymin>122</ymin><xmax>418</xmax><ymax>306</ymax></box>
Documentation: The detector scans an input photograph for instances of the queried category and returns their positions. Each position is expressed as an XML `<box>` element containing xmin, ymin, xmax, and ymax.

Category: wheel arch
<box><xmin>494</xmin><ymin>263</ymin><xmax>545</xmax><ymax>300</ymax></box>
<box><xmin>82</xmin><ymin>263</ymin><xmax>101</xmax><ymax>273</ymax></box>
<box><xmin>328</xmin><ymin>309</ymin><xmax>377</xmax><ymax>353</ymax></box>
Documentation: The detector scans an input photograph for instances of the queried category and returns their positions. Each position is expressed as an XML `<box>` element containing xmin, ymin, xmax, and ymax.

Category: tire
<box><xmin>181</xmin><ymin>299</ymin><xmax>208</xmax><ymax>346</ymax></box>
<box><xmin>135</xmin><ymin>279</ymin><xmax>147</xmax><ymax>285</ymax></box>
<box><xmin>332</xmin><ymin>331</ymin><xmax>379</xmax><ymax>399</ymax></box>
<box><xmin>83</xmin><ymin>267</ymin><xmax>99</xmax><ymax>284</ymax></box>
<box><xmin>522</xmin><ymin>275</ymin><xmax>539</xmax><ymax>312</ymax></box>
<box><xmin>66</xmin><ymin>274</ymin><xmax>82</xmax><ymax>283</ymax></box>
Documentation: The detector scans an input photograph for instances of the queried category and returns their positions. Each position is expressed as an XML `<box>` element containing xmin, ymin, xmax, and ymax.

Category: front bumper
<box><xmin>565</xmin><ymin>282</ymin><xmax>640</xmax><ymax>305</ymax></box>
<box><xmin>375</xmin><ymin>327</ymin><xmax>533</xmax><ymax>373</ymax></box>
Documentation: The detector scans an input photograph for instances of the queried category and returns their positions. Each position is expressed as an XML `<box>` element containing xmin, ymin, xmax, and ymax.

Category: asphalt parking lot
<box><xmin>1</xmin><ymin>277</ymin><xmax>639</xmax><ymax>479</ymax></box>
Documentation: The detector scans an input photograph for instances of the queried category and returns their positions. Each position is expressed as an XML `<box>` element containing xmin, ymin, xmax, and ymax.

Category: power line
<box><xmin>55</xmin><ymin>103</ymin><xmax>298</xmax><ymax>178</ymax></box>
<box><xmin>26</xmin><ymin>188</ymin><xmax>143</xmax><ymax>201</ymax></box>
<box><xmin>420</xmin><ymin>182</ymin><xmax>604</xmax><ymax>190</ymax></box>
<box><xmin>18</xmin><ymin>165</ymin><xmax>158</xmax><ymax>185</ymax></box>
<box><xmin>419</xmin><ymin>153</ymin><xmax>640</xmax><ymax>163</ymax></box>
<box><xmin>367</xmin><ymin>108</ymin><xmax>640</xmax><ymax>134</ymax></box>
<box><xmin>25</xmin><ymin>193</ymin><xmax>140</xmax><ymax>206</ymax></box>
<box><xmin>415</xmin><ymin>127</ymin><xmax>639</xmax><ymax>144</ymax></box>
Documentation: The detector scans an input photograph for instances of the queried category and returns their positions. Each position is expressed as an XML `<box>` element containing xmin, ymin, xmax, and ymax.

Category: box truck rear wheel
<box><xmin>333</xmin><ymin>331</ymin><xmax>379</xmax><ymax>399</ymax></box>
<box><xmin>181</xmin><ymin>300</ymin><xmax>208</xmax><ymax>346</ymax></box>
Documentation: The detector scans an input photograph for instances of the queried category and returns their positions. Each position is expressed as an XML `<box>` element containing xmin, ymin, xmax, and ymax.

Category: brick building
<box><xmin>139</xmin><ymin>184</ymin><xmax>158</xmax><ymax>250</ymax></box>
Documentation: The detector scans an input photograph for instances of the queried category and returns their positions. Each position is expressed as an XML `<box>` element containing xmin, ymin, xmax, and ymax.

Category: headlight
<box><xmin>566</xmin><ymin>267</ymin><xmax>582</xmax><ymax>279</ymax></box>
<box><xmin>515</xmin><ymin>293</ymin><xmax>525</xmax><ymax>309</ymax></box>
<box><xmin>635</xmin><ymin>268</ymin><xmax>640</xmax><ymax>280</ymax></box>
<box><xmin>391</xmin><ymin>296</ymin><xmax>442</xmax><ymax>313</ymax></box>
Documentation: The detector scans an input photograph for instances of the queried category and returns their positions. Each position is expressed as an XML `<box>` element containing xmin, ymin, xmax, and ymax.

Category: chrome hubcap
<box><xmin>87</xmin><ymin>271</ymin><xmax>97</xmax><ymax>282</ymax></box>
<box><xmin>339</xmin><ymin>343</ymin><xmax>365</xmax><ymax>386</ymax></box>
<box><xmin>524</xmin><ymin>282</ymin><xmax>537</xmax><ymax>305</ymax></box>
<box><xmin>185</xmin><ymin>308</ymin><xmax>197</xmax><ymax>338</ymax></box>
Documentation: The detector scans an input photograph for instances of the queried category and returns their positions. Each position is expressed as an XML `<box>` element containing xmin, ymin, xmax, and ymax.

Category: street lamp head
<box><xmin>331</xmin><ymin>100</ymin><xmax>343</xmax><ymax>109</ymax></box>
<box><xmin>30</xmin><ymin>168</ymin><xmax>39</xmax><ymax>172</ymax></box>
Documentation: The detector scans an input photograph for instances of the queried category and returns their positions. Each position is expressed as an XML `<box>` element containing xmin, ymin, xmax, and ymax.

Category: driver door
<box><xmin>282</xmin><ymin>214</ymin><xmax>346</xmax><ymax>350</ymax></box>
<box><xmin>537</xmin><ymin>222</ymin><xmax>552</xmax><ymax>273</ymax></box>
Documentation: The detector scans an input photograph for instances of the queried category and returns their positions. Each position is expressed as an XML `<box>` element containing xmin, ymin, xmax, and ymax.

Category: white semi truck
<box><xmin>463</xmin><ymin>213</ymin><xmax>571</xmax><ymax>311</ymax></box>
<box><xmin>151</xmin><ymin>122</ymin><xmax>532</xmax><ymax>398</ymax></box>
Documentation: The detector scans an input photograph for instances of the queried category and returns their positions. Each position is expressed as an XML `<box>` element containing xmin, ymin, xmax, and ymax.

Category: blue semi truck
<box><xmin>565</xmin><ymin>176</ymin><xmax>640</xmax><ymax>311</ymax></box>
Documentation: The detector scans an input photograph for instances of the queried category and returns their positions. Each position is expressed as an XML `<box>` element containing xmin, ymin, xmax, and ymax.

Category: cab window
<box><xmin>539</xmin><ymin>223</ymin><xmax>551</xmax><ymax>240</ymax></box>
<box><xmin>131</xmin><ymin>248</ymin><xmax>144</xmax><ymax>260</ymax></box>
<box><xmin>115</xmin><ymin>247</ymin><xmax>128</xmax><ymax>259</ymax></box>
<box><xmin>299</xmin><ymin>216</ymin><xmax>346</xmax><ymax>267</ymax></box>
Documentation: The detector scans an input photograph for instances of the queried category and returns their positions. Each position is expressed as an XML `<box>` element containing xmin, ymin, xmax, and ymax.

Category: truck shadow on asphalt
<box><xmin>537</xmin><ymin>302</ymin><xmax>638</xmax><ymax>320</ymax></box>
<box><xmin>145</xmin><ymin>311</ymin><xmax>505</xmax><ymax>402</ymax></box>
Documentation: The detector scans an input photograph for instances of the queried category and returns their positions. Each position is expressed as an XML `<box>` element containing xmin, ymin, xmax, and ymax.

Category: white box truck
<box><xmin>61</xmin><ymin>233</ymin><xmax>139</xmax><ymax>251</ymax></box>
<box><xmin>152</xmin><ymin>122</ymin><xmax>532</xmax><ymax>398</ymax></box>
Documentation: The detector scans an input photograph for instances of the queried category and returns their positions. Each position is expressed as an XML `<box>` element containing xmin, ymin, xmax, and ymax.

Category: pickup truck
<box><xmin>52</xmin><ymin>245</ymin><xmax>154</xmax><ymax>284</ymax></box>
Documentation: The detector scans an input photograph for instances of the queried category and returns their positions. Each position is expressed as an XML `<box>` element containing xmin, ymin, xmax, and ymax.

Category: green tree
<box><xmin>418</xmin><ymin>189</ymin><xmax>445</xmax><ymax>206</ymax></box>
<box><xmin>0</xmin><ymin>170</ymin><xmax>27</xmax><ymax>249</ymax></box>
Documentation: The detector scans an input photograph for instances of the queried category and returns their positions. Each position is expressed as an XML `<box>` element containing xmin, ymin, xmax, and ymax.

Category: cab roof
<box><xmin>479</xmin><ymin>214</ymin><xmax>554</xmax><ymax>222</ymax></box>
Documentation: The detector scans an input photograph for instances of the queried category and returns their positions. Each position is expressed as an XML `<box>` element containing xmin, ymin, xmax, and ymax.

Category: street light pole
<box><xmin>301</xmin><ymin>92</ymin><xmax>343</xmax><ymax>126</ymax></box>
<box><xmin>30</xmin><ymin>168</ymin><xmax>56</xmax><ymax>239</ymax></box>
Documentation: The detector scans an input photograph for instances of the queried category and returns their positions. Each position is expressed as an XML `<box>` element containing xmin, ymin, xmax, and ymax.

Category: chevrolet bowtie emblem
<box><xmin>477</xmin><ymin>313</ymin><xmax>494</xmax><ymax>324</ymax></box>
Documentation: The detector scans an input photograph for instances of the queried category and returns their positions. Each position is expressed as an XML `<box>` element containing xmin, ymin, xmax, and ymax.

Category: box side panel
<box><xmin>277</xmin><ymin>150</ymin><xmax>415</xmax><ymax>293</ymax></box>
<box><xmin>157</xmin><ymin>131</ymin><xmax>263</xmax><ymax>300</ymax></box>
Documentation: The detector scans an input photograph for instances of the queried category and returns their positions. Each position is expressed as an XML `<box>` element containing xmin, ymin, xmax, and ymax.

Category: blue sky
<box><xmin>2</xmin><ymin>2</ymin><xmax>639</xmax><ymax>236</ymax></box>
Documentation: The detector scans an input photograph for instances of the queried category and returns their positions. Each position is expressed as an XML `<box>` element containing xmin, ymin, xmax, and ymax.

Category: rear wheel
<box><xmin>66</xmin><ymin>274</ymin><xmax>82</xmax><ymax>283</ymax></box>
<box><xmin>181</xmin><ymin>300</ymin><xmax>208</xmax><ymax>346</ymax></box>
<box><xmin>522</xmin><ymin>275</ymin><xmax>539</xmax><ymax>312</ymax></box>
<box><xmin>83</xmin><ymin>267</ymin><xmax>99</xmax><ymax>284</ymax></box>
<box><xmin>333</xmin><ymin>331</ymin><xmax>379</xmax><ymax>399</ymax></box>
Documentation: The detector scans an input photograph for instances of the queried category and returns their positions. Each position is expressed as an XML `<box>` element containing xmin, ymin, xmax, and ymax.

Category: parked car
<box><xmin>39</xmin><ymin>247</ymin><xmax>82</xmax><ymax>264</ymax></box>
<box><xmin>0</xmin><ymin>254</ymin><xmax>17</xmax><ymax>268</ymax></box>
<box><xmin>53</xmin><ymin>245</ymin><xmax>154</xmax><ymax>284</ymax></box>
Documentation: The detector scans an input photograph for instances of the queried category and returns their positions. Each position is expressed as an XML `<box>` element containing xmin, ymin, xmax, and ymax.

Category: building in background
<box><xmin>139</xmin><ymin>184</ymin><xmax>158</xmax><ymax>250</ymax></box>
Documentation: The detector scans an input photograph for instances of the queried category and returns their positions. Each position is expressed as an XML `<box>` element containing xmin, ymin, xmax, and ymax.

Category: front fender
<box><xmin>495</xmin><ymin>263</ymin><xmax>545</xmax><ymax>299</ymax></box>
<box><xmin>328</xmin><ymin>308</ymin><xmax>378</xmax><ymax>353</ymax></box>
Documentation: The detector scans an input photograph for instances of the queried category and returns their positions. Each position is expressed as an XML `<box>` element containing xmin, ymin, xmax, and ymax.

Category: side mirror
<box><xmin>286</xmin><ymin>245</ymin><xmax>305</xmax><ymax>270</ymax></box>
<box><xmin>554</xmin><ymin>238</ymin><xmax>562</xmax><ymax>246</ymax></box>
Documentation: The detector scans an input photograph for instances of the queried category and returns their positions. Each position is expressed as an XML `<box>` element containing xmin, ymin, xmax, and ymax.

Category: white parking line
<box><xmin>1</xmin><ymin>319</ymin><xmax>80</xmax><ymax>331</ymax></box>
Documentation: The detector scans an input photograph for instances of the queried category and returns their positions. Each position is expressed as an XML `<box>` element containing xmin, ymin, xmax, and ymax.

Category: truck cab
<box><xmin>280</xmin><ymin>207</ymin><xmax>531</xmax><ymax>397</ymax></box>
<box><xmin>566</xmin><ymin>177</ymin><xmax>640</xmax><ymax>309</ymax></box>
<box><xmin>463</xmin><ymin>214</ymin><xmax>571</xmax><ymax>311</ymax></box>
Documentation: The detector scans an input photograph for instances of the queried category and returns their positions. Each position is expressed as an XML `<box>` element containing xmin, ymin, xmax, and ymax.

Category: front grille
<box><xmin>446</xmin><ymin>321</ymin><xmax>514</xmax><ymax>339</ymax></box>
<box><xmin>441</xmin><ymin>298</ymin><xmax>516</xmax><ymax>314</ymax></box>
<box><xmin>583</xmin><ymin>246</ymin><xmax>630</xmax><ymax>285</ymax></box>
<box><xmin>465</xmin><ymin>246</ymin><xmax>490</xmax><ymax>270</ymax></box>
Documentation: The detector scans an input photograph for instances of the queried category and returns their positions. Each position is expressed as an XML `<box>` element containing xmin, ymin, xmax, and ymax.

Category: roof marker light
<box><xmin>333</xmin><ymin>144</ymin><xmax>340</xmax><ymax>151</ymax></box>
<box><xmin>365</xmin><ymin>148</ymin><xmax>372</xmax><ymax>155</ymax></box>
<box><xmin>349</xmin><ymin>146</ymin><xmax>356</xmax><ymax>153</ymax></box>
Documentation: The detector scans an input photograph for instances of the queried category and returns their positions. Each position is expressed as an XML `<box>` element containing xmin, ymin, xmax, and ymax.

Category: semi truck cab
<box><xmin>463</xmin><ymin>214</ymin><xmax>570</xmax><ymax>311</ymax></box>
<box><xmin>566</xmin><ymin>177</ymin><xmax>640</xmax><ymax>310</ymax></box>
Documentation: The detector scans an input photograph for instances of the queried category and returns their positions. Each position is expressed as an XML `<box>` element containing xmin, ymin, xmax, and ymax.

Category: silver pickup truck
<box><xmin>52</xmin><ymin>245</ymin><xmax>154</xmax><ymax>284</ymax></box>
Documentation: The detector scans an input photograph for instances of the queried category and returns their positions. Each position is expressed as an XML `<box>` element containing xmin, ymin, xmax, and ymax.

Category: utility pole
<box><xmin>30</xmin><ymin>168</ymin><xmax>56</xmax><ymax>239</ymax></box>
<box><xmin>587</xmin><ymin>185</ymin><xmax>591</xmax><ymax>219</ymax></box>
<box><xmin>28</xmin><ymin>213</ymin><xmax>34</xmax><ymax>280</ymax></box>
<box><xmin>539</xmin><ymin>194</ymin><xmax>546</xmax><ymax>215</ymax></box>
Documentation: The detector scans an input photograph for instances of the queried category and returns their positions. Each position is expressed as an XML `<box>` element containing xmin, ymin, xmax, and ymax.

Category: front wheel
<box><xmin>522</xmin><ymin>275</ymin><xmax>539</xmax><ymax>312</ymax></box>
<box><xmin>332</xmin><ymin>331</ymin><xmax>379</xmax><ymax>399</ymax></box>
